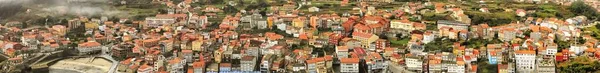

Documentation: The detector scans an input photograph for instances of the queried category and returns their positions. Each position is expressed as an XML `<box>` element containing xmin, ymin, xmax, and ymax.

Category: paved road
<box><xmin>99</xmin><ymin>54</ymin><xmax>118</xmax><ymax>73</ymax></box>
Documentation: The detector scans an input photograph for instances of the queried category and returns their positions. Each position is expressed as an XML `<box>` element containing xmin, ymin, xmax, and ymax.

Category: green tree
<box><xmin>569</xmin><ymin>0</ymin><xmax>599</xmax><ymax>20</ymax></box>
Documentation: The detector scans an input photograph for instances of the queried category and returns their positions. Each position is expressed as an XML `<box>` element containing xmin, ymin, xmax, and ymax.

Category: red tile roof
<box><xmin>340</xmin><ymin>58</ymin><xmax>360</xmax><ymax>63</ymax></box>
<box><xmin>169</xmin><ymin>57</ymin><xmax>182</xmax><ymax>64</ymax></box>
<box><xmin>192</xmin><ymin>61</ymin><xmax>205</xmax><ymax>68</ymax></box>
<box><xmin>78</xmin><ymin>41</ymin><xmax>101</xmax><ymax>47</ymax></box>
<box><xmin>352</xmin><ymin>31</ymin><xmax>373</xmax><ymax>38</ymax></box>
<box><xmin>516</xmin><ymin>50</ymin><xmax>536</xmax><ymax>54</ymax></box>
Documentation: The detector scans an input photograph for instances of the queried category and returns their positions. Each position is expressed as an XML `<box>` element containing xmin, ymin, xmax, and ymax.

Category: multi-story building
<box><xmin>160</xmin><ymin>39</ymin><xmax>174</xmax><ymax>53</ymax></box>
<box><xmin>68</xmin><ymin>19</ymin><xmax>82</xmax><ymax>29</ymax></box>
<box><xmin>257</xmin><ymin>20</ymin><xmax>268</xmax><ymax>29</ymax></box>
<box><xmin>241</xmin><ymin>56</ymin><xmax>256</xmax><ymax>72</ymax></box>
<box><xmin>182</xmin><ymin>50</ymin><xmax>194</xmax><ymax>63</ymax></box>
<box><xmin>423</xmin><ymin>31</ymin><xmax>435</xmax><ymax>44</ymax></box>
<box><xmin>448</xmin><ymin>61</ymin><xmax>465</xmax><ymax>73</ymax></box>
<box><xmin>405</xmin><ymin>54</ymin><xmax>423</xmax><ymax>71</ymax></box>
<box><xmin>515</xmin><ymin>50</ymin><xmax>536</xmax><ymax>73</ymax></box>
<box><xmin>336</xmin><ymin>46</ymin><xmax>349</xmax><ymax>58</ymax></box>
<box><xmin>366</xmin><ymin>52</ymin><xmax>385</xmax><ymax>70</ymax></box>
<box><xmin>111</xmin><ymin>44</ymin><xmax>133</xmax><ymax>60</ymax></box>
<box><xmin>193</xmin><ymin>16</ymin><xmax>208</xmax><ymax>28</ymax></box>
<box><xmin>143</xmin><ymin>38</ymin><xmax>160</xmax><ymax>47</ymax></box>
<box><xmin>390</xmin><ymin>19</ymin><xmax>415</xmax><ymax>33</ymax></box>
<box><xmin>340</xmin><ymin>58</ymin><xmax>359</xmax><ymax>73</ymax></box>
<box><xmin>498</xmin><ymin>64</ymin><xmax>509</xmax><ymax>73</ymax></box>
<box><xmin>51</xmin><ymin>25</ymin><xmax>67</xmax><ymax>36</ymax></box>
<box><xmin>306</xmin><ymin>57</ymin><xmax>326</xmax><ymax>73</ymax></box>
<box><xmin>191</xmin><ymin>38</ymin><xmax>204</xmax><ymax>51</ymax></box>
<box><xmin>428</xmin><ymin>59</ymin><xmax>442</xmax><ymax>72</ymax></box>
<box><xmin>498</xmin><ymin>28</ymin><xmax>517</xmax><ymax>42</ymax></box>
<box><xmin>375</xmin><ymin>39</ymin><xmax>388</xmax><ymax>51</ymax></box>
<box><xmin>77</xmin><ymin>41</ymin><xmax>102</xmax><ymax>55</ymax></box>
<box><xmin>536</xmin><ymin>59</ymin><xmax>555</xmax><ymax>73</ymax></box>
<box><xmin>137</xmin><ymin>64</ymin><xmax>153</xmax><ymax>73</ymax></box>
<box><xmin>168</xmin><ymin>57</ymin><xmax>185</xmax><ymax>73</ymax></box>
<box><xmin>220</xmin><ymin>63</ymin><xmax>232</xmax><ymax>72</ymax></box>
<box><xmin>145</xmin><ymin>17</ymin><xmax>176</xmax><ymax>27</ymax></box>
<box><xmin>260</xmin><ymin>54</ymin><xmax>272</xmax><ymax>72</ymax></box>
<box><xmin>192</xmin><ymin>61</ymin><xmax>205</xmax><ymax>73</ymax></box>
<box><xmin>437</xmin><ymin>20</ymin><xmax>470</xmax><ymax>31</ymax></box>
<box><xmin>352</xmin><ymin>31</ymin><xmax>379</xmax><ymax>49</ymax></box>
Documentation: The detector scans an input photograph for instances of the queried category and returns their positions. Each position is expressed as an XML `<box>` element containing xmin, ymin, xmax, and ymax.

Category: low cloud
<box><xmin>0</xmin><ymin>0</ymin><xmax>124</xmax><ymax>18</ymax></box>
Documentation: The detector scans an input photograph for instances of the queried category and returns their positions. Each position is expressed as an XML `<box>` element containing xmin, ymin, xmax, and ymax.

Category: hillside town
<box><xmin>0</xmin><ymin>0</ymin><xmax>599</xmax><ymax>73</ymax></box>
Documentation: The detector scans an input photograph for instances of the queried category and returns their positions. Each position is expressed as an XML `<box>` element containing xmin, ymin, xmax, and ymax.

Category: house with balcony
<box><xmin>241</xmin><ymin>56</ymin><xmax>256</xmax><ymax>72</ymax></box>
<box><xmin>515</xmin><ymin>50</ymin><xmax>536</xmax><ymax>73</ymax></box>
<box><xmin>340</xmin><ymin>58</ymin><xmax>360</xmax><ymax>73</ymax></box>
<box><xmin>77</xmin><ymin>41</ymin><xmax>102</xmax><ymax>55</ymax></box>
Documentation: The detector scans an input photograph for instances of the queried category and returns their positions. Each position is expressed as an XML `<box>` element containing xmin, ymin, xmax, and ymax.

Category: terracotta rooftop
<box><xmin>354</xmin><ymin>24</ymin><xmax>371</xmax><ymax>31</ymax></box>
<box><xmin>340</xmin><ymin>58</ymin><xmax>360</xmax><ymax>63</ymax></box>
<box><xmin>337</xmin><ymin>46</ymin><xmax>349</xmax><ymax>51</ymax></box>
<box><xmin>78</xmin><ymin>41</ymin><xmax>101</xmax><ymax>47</ymax></box>
<box><xmin>192</xmin><ymin>61</ymin><xmax>205</xmax><ymax>68</ymax></box>
<box><xmin>169</xmin><ymin>57</ymin><xmax>182</xmax><ymax>64</ymax></box>
<box><xmin>516</xmin><ymin>50</ymin><xmax>536</xmax><ymax>54</ymax></box>
<box><xmin>352</xmin><ymin>31</ymin><xmax>373</xmax><ymax>38</ymax></box>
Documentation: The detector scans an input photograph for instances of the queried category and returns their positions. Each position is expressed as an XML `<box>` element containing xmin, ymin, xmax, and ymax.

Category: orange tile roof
<box><xmin>129</xmin><ymin>64</ymin><xmax>139</xmax><ymax>69</ymax></box>
<box><xmin>78</xmin><ymin>41</ymin><xmax>101</xmax><ymax>47</ymax></box>
<box><xmin>429</xmin><ymin>60</ymin><xmax>441</xmax><ymax>64</ymax></box>
<box><xmin>586</xmin><ymin>48</ymin><xmax>596</xmax><ymax>52</ymax></box>
<box><xmin>324</xmin><ymin>55</ymin><xmax>333</xmax><ymax>61</ymax></box>
<box><xmin>473</xmin><ymin>49</ymin><xmax>480</xmax><ymax>55</ymax></box>
<box><xmin>340</xmin><ymin>58</ymin><xmax>360</xmax><ymax>63</ymax></box>
<box><xmin>516</xmin><ymin>50</ymin><xmax>536</xmax><ymax>54</ymax></box>
<box><xmin>354</xmin><ymin>24</ymin><xmax>370</xmax><ymax>31</ymax></box>
<box><xmin>352</xmin><ymin>31</ymin><xmax>373</xmax><ymax>38</ymax></box>
<box><xmin>370</xmin><ymin>52</ymin><xmax>382</xmax><ymax>59</ymax></box>
<box><xmin>299</xmin><ymin>33</ymin><xmax>308</xmax><ymax>40</ymax></box>
<box><xmin>306</xmin><ymin>58</ymin><xmax>324</xmax><ymax>64</ymax></box>
<box><xmin>138</xmin><ymin>64</ymin><xmax>151</xmax><ymax>71</ymax></box>
<box><xmin>456</xmin><ymin>61</ymin><xmax>465</xmax><ymax>66</ymax></box>
<box><xmin>169</xmin><ymin>57</ymin><xmax>182</xmax><ymax>64</ymax></box>
<box><xmin>413</xmin><ymin>23</ymin><xmax>426</xmax><ymax>28</ymax></box>
<box><xmin>220</xmin><ymin>63</ymin><xmax>232</xmax><ymax>67</ymax></box>
<box><xmin>187</xmin><ymin>67</ymin><xmax>194</xmax><ymax>73</ymax></box>
<box><xmin>192</xmin><ymin>61</ymin><xmax>205</xmax><ymax>68</ymax></box>
<box><xmin>479</xmin><ymin>24</ymin><xmax>489</xmax><ymax>28</ymax></box>
<box><xmin>337</xmin><ymin>46</ymin><xmax>349</xmax><ymax>51</ymax></box>
<box><xmin>471</xmin><ymin>64</ymin><xmax>478</xmax><ymax>71</ymax></box>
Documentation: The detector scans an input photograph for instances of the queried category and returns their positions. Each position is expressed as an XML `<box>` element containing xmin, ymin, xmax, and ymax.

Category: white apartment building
<box><xmin>405</xmin><ymin>55</ymin><xmax>423</xmax><ymax>71</ymax></box>
<box><xmin>241</xmin><ymin>56</ymin><xmax>256</xmax><ymax>71</ymax></box>
<box><xmin>336</xmin><ymin>46</ymin><xmax>349</xmax><ymax>58</ymax></box>
<box><xmin>145</xmin><ymin>17</ymin><xmax>176</xmax><ymax>27</ymax></box>
<box><xmin>447</xmin><ymin>61</ymin><xmax>465</xmax><ymax>73</ymax></box>
<box><xmin>515</xmin><ymin>50</ymin><xmax>536</xmax><ymax>73</ymax></box>
<box><xmin>77</xmin><ymin>41</ymin><xmax>102</xmax><ymax>55</ymax></box>
<box><xmin>340</xmin><ymin>58</ymin><xmax>360</xmax><ymax>73</ymax></box>
<box><xmin>390</xmin><ymin>20</ymin><xmax>415</xmax><ymax>31</ymax></box>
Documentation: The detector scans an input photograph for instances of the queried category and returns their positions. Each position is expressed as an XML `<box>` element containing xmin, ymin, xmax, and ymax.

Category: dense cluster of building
<box><xmin>0</xmin><ymin>0</ymin><xmax>599</xmax><ymax>73</ymax></box>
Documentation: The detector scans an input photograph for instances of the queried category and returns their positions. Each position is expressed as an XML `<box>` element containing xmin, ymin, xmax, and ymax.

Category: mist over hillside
<box><xmin>0</xmin><ymin>0</ymin><xmax>124</xmax><ymax>22</ymax></box>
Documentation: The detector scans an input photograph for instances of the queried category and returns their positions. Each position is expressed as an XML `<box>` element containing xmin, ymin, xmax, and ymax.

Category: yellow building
<box><xmin>51</xmin><ymin>25</ymin><xmax>67</xmax><ymax>36</ymax></box>
<box><xmin>192</xmin><ymin>38</ymin><xmax>204</xmax><ymax>51</ymax></box>
<box><xmin>85</xmin><ymin>22</ymin><xmax>99</xmax><ymax>30</ymax></box>
<box><xmin>214</xmin><ymin>50</ymin><xmax>222</xmax><ymax>63</ymax></box>
<box><xmin>292</xmin><ymin>17</ymin><xmax>305</xmax><ymax>28</ymax></box>
<box><xmin>267</xmin><ymin>17</ymin><xmax>274</xmax><ymax>29</ymax></box>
